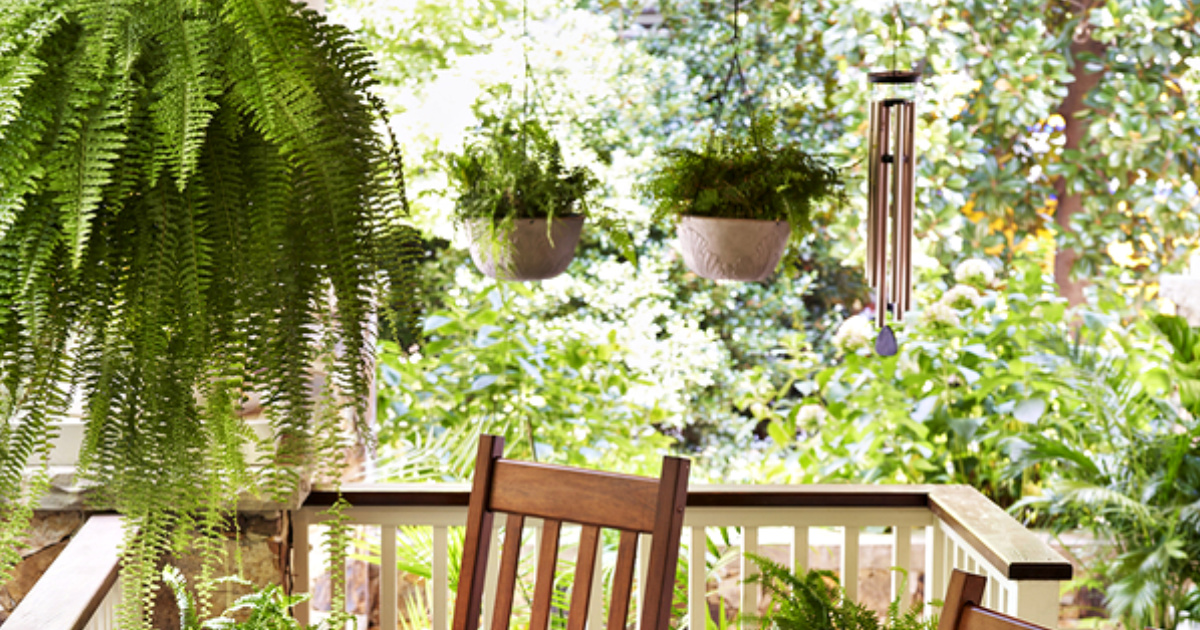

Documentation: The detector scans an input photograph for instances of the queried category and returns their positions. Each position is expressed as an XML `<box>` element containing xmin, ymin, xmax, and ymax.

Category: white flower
<box><xmin>942</xmin><ymin>284</ymin><xmax>982</xmax><ymax>310</ymax></box>
<box><xmin>923</xmin><ymin>301</ymin><xmax>960</xmax><ymax>327</ymax></box>
<box><xmin>954</xmin><ymin>258</ymin><xmax>995</xmax><ymax>288</ymax></box>
<box><xmin>832</xmin><ymin>316</ymin><xmax>874</xmax><ymax>353</ymax></box>
<box><xmin>796</xmin><ymin>405</ymin><xmax>827</xmax><ymax>425</ymax></box>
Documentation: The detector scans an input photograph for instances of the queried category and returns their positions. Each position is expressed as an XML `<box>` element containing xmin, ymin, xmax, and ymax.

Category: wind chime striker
<box><xmin>866</xmin><ymin>70</ymin><xmax>919</xmax><ymax>356</ymax></box>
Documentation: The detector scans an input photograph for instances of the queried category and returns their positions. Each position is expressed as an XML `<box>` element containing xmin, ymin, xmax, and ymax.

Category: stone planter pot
<box><xmin>468</xmin><ymin>216</ymin><xmax>585</xmax><ymax>281</ymax></box>
<box><xmin>677</xmin><ymin>215</ymin><xmax>791</xmax><ymax>281</ymax></box>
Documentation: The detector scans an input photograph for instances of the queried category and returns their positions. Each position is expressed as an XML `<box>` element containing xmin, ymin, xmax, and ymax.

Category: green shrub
<box><xmin>744</xmin><ymin>553</ymin><xmax>935</xmax><ymax>630</ymax></box>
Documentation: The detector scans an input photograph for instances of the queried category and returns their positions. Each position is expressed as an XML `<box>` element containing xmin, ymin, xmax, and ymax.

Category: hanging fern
<box><xmin>0</xmin><ymin>0</ymin><xmax>420</xmax><ymax>627</ymax></box>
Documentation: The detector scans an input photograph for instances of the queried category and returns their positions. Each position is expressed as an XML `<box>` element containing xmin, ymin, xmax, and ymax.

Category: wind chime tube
<box><xmin>873</xmin><ymin>102</ymin><xmax>883</xmax><ymax>289</ymax></box>
<box><xmin>874</xmin><ymin>105</ymin><xmax>891</xmax><ymax>329</ymax></box>
<box><xmin>893</xmin><ymin>101</ymin><xmax>908</xmax><ymax>320</ymax></box>
<box><xmin>890</xmin><ymin>101</ymin><xmax>904</xmax><ymax>322</ymax></box>
<box><xmin>901</xmin><ymin>101</ymin><xmax>916</xmax><ymax>319</ymax></box>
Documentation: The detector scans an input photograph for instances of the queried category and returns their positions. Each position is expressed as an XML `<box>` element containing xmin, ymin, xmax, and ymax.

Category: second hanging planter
<box><xmin>467</xmin><ymin>215</ymin><xmax>585</xmax><ymax>281</ymax></box>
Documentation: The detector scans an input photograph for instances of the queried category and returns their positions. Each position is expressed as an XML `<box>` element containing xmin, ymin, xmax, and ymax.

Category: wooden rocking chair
<box><xmin>940</xmin><ymin>570</ymin><xmax>1053</xmax><ymax>630</ymax></box>
<box><xmin>452</xmin><ymin>435</ymin><xmax>690</xmax><ymax>630</ymax></box>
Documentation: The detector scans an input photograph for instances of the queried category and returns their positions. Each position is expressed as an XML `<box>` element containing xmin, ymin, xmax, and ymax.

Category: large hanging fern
<box><xmin>0</xmin><ymin>0</ymin><xmax>419</xmax><ymax>626</ymax></box>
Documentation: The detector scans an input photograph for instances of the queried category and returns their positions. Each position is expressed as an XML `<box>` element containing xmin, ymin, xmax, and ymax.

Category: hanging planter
<box><xmin>467</xmin><ymin>215</ymin><xmax>586</xmax><ymax>281</ymax></box>
<box><xmin>643</xmin><ymin>116</ymin><xmax>845</xmax><ymax>282</ymax></box>
<box><xmin>677</xmin><ymin>216</ymin><xmax>790</xmax><ymax>282</ymax></box>
<box><xmin>447</xmin><ymin>118</ymin><xmax>597</xmax><ymax>282</ymax></box>
<box><xmin>640</xmin><ymin>0</ymin><xmax>843</xmax><ymax>282</ymax></box>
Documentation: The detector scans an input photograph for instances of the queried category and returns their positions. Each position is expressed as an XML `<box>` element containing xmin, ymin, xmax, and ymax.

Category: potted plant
<box><xmin>446</xmin><ymin>117</ymin><xmax>599</xmax><ymax>281</ymax></box>
<box><xmin>0</xmin><ymin>0</ymin><xmax>413</xmax><ymax>626</ymax></box>
<box><xmin>642</xmin><ymin>117</ymin><xmax>844</xmax><ymax>282</ymax></box>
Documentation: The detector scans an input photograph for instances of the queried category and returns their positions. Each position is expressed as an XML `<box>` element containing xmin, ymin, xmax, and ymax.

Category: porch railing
<box><xmin>294</xmin><ymin>484</ymin><xmax>1071</xmax><ymax>630</ymax></box>
<box><xmin>4</xmin><ymin>514</ymin><xmax>123</xmax><ymax>630</ymax></box>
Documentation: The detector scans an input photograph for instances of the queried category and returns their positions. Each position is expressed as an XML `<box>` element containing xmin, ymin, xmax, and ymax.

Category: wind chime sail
<box><xmin>866</xmin><ymin>70</ymin><xmax>919</xmax><ymax>356</ymax></box>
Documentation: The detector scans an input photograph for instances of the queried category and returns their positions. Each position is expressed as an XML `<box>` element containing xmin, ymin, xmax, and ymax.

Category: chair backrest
<box><xmin>938</xmin><ymin>570</ymin><xmax>1052</xmax><ymax>630</ymax></box>
<box><xmin>452</xmin><ymin>435</ymin><xmax>690</xmax><ymax>630</ymax></box>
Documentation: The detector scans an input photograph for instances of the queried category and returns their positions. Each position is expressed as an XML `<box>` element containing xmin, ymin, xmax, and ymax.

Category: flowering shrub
<box><xmin>953</xmin><ymin>258</ymin><xmax>996</xmax><ymax>289</ymax></box>
<box><xmin>941</xmin><ymin>284</ymin><xmax>982</xmax><ymax>309</ymax></box>
<box><xmin>831</xmin><ymin>316</ymin><xmax>874</xmax><ymax>354</ymax></box>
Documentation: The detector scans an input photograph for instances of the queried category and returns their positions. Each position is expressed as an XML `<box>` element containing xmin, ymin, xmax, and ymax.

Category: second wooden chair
<box><xmin>939</xmin><ymin>570</ymin><xmax>1053</xmax><ymax>630</ymax></box>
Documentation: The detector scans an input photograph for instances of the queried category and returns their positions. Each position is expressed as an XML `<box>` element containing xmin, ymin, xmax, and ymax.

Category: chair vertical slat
<box><xmin>842</xmin><ymin>526</ymin><xmax>860</xmax><ymax>604</ymax></box>
<box><xmin>638</xmin><ymin>457</ymin><xmax>689</xmax><ymax>630</ymax></box>
<box><xmin>891</xmin><ymin>525</ymin><xmax>912</xmax><ymax>610</ymax></box>
<box><xmin>294</xmin><ymin>510</ymin><xmax>311</xmax><ymax>627</ymax></box>
<box><xmin>491</xmin><ymin>514</ymin><xmax>526</xmax><ymax>630</ymax></box>
<box><xmin>588</xmin><ymin>539</ymin><xmax>605</xmax><ymax>630</ymax></box>
<box><xmin>484</xmin><ymin>519</ymin><xmax>503</xmax><ymax>630</ymax></box>
<box><xmin>635</xmin><ymin>534</ymin><xmax>652</xmax><ymax>630</ymax></box>
<box><xmin>530</xmin><ymin>519</ymin><xmax>563</xmax><ymax>630</ymax></box>
<box><xmin>607</xmin><ymin>531</ymin><xmax>639</xmax><ymax>630</ymax></box>
<box><xmin>435</xmin><ymin>526</ymin><xmax>450</xmax><ymax>630</ymax></box>
<box><xmin>741</xmin><ymin>526</ymin><xmax>760</xmax><ymax>624</ymax></box>
<box><xmin>568</xmin><ymin>525</ymin><xmax>601</xmax><ymax>630</ymax></box>
<box><xmin>792</xmin><ymin>525</ymin><xmax>809</xmax><ymax>573</ymax></box>
<box><xmin>689</xmin><ymin>527</ymin><xmax>706</xmax><ymax>630</ymax></box>
<box><xmin>453</xmin><ymin>435</ymin><xmax>505</xmax><ymax>630</ymax></box>
<box><xmin>381</xmin><ymin>525</ymin><xmax>398</xmax><ymax>630</ymax></box>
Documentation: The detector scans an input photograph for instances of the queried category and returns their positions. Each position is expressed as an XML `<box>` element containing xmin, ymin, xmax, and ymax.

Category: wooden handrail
<box><xmin>5</xmin><ymin>514</ymin><xmax>123</xmax><ymax>630</ymax></box>
<box><xmin>301</xmin><ymin>483</ymin><xmax>1071</xmax><ymax>581</ymax></box>
<box><xmin>928</xmin><ymin>486</ymin><xmax>1071</xmax><ymax>580</ymax></box>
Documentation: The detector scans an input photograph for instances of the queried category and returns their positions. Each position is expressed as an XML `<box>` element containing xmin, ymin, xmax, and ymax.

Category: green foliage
<box><xmin>1009</xmin><ymin>337</ymin><xmax>1200</xmax><ymax>630</ymax></box>
<box><xmin>642</xmin><ymin>116</ymin><xmax>844</xmax><ymax>232</ymax></box>
<box><xmin>375</xmin><ymin>283</ymin><xmax>673</xmax><ymax>480</ymax></box>
<box><xmin>0</xmin><ymin>0</ymin><xmax>417</xmax><ymax>626</ymax></box>
<box><xmin>744</xmin><ymin>554</ymin><xmax>935</xmax><ymax>630</ymax></box>
<box><xmin>1151</xmin><ymin>314</ymin><xmax>1200</xmax><ymax>417</ymax></box>
<box><xmin>164</xmin><ymin>565</ymin><xmax>331</xmax><ymax>630</ymax></box>
<box><xmin>735</xmin><ymin>257</ymin><xmax>1171</xmax><ymax>508</ymax></box>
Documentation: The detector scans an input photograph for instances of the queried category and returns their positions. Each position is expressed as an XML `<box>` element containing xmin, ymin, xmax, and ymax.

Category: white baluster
<box><xmin>892</xmin><ymin>526</ymin><xmax>912</xmax><ymax>610</ymax></box>
<box><xmin>925</xmin><ymin>523</ymin><xmax>945</xmax><ymax>619</ymax></box>
<box><xmin>433</xmin><ymin>526</ymin><xmax>449</xmax><ymax>630</ymax></box>
<box><xmin>636</xmin><ymin>534</ymin><xmax>652</xmax><ymax>630</ymax></box>
<box><xmin>483</xmin><ymin>520</ymin><xmax>502</xmax><ymax>630</ymax></box>
<box><xmin>589</xmin><ymin>540</ymin><xmax>605</xmax><ymax>630</ymax></box>
<box><xmin>841</xmin><ymin>526</ymin><xmax>860</xmax><ymax>604</ymax></box>
<box><xmin>1014</xmin><ymin>581</ymin><xmax>1061</xmax><ymax>629</ymax></box>
<box><xmin>690</xmin><ymin>527</ymin><xmax>707</xmax><ymax>630</ymax></box>
<box><xmin>741</xmin><ymin>526</ymin><xmax>760</xmax><ymax>625</ymax></box>
<box><xmin>792</xmin><ymin>525</ymin><xmax>809</xmax><ymax>574</ymax></box>
<box><xmin>381</xmin><ymin>525</ymin><xmax>397</xmax><ymax>630</ymax></box>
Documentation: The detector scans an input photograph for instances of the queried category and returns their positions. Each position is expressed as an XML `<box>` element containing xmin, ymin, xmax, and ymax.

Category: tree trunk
<box><xmin>1053</xmin><ymin>21</ymin><xmax>1108</xmax><ymax>305</ymax></box>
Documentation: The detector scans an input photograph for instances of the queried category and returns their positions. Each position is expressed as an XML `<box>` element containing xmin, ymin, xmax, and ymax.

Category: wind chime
<box><xmin>865</xmin><ymin>70</ymin><xmax>919</xmax><ymax>356</ymax></box>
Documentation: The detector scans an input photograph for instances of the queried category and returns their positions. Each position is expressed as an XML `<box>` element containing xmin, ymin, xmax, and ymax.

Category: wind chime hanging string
<box><xmin>865</xmin><ymin>3</ymin><xmax>919</xmax><ymax>357</ymax></box>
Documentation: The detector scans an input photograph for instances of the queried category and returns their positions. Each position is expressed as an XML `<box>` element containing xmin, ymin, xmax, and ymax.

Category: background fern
<box><xmin>0</xmin><ymin>0</ymin><xmax>419</xmax><ymax>626</ymax></box>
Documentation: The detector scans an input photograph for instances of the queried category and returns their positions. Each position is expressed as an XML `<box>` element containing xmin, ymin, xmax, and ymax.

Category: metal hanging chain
<box><xmin>521</xmin><ymin>0</ymin><xmax>531</xmax><ymax>160</ymax></box>
<box><xmin>709</xmin><ymin>0</ymin><xmax>763</xmax><ymax>148</ymax></box>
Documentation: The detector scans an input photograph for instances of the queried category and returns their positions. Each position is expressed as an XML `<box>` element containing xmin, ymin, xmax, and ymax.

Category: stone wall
<box><xmin>0</xmin><ymin>510</ymin><xmax>290</xmax><ymax>628</ymax></box>
<box><xmin>0</xmin><ymin>511</ymin><xmax>86</xmax><ymax>624</ymax></box>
